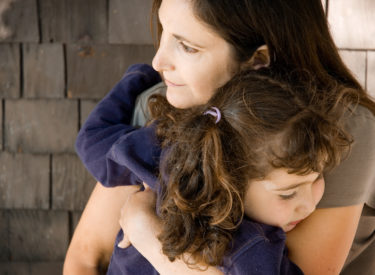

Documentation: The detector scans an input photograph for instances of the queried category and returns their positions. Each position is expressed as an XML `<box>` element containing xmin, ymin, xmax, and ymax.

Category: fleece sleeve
<box><xmin>75</xmin><ymin>63</ymin><xmax>162</xmax><ymax>187</ymax></box>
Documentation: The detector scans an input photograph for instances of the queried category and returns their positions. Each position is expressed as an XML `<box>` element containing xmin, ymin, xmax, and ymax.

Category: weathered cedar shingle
<box><xmin>0</xmin><ymin>44</ymin><xmax>20</xmax><ymax>98</ymax></box>
<box><xmin>109</xmin><ymin>0</ymin><xmax>154</xmax><ymax>44</ymax></box>
<box><xmin>8</xmin><ymin>210</ymin><xmax>69</xmax><ymax>261</ymax></box>
<box><xmin>329</xmin><ymin>0</ymin><xmax>375</xmax><ymax>49</ymax></box>
<box><xmin>23</xmin><ymin>44</ymin><xmax>65</xmax><ymax>98</ymax></box>
<box><xmin>67</xmin><ymin>44</ymin><xmax>155</xmax><ymax>99</ymax></box>
<box><xmin>0</xmin><ymin>101</ymin><xmax>2</xmax><ymax>149</ymax></box>
<box><xmin>0</xmin><ymin>0</ymin><xmax>39</xmax><ymax>42</ymax></box>
<box><xmin>72</xmin><ymin>211</ymin><xmax>83</xmax><ymax>233</ymax></box>
<box><xmin>339</xmin><ymin>50</ymin><xmax>367</xmax><ymax>88</ymax></box>
<box><xmin>81</xmin><ymin>99</ymin><xmax>99</xmax><ymax>126</ymax></box>
<box><xmin>5</xmin><ymin>99</ymin><xmax>78</xmax><ymax>153</ymax></box>
<box><xmin>39</xmin><ymin>0</ymin><xmax>107</xmax><ymax>43</ymax></box>
<box><xmin>52</xmin><ymin>154</ymin><xmax>95</xmax><ymax>210</ymax></box>
<box><xmin>368</xmin><ymin>52</ymin><xmax>375</xmax><ymax>98</ymax></box>
<box><xmin>0</xmin><ymin>152</ymin><xmax>49</xmax><ymax>209</ymax></box>
<box><xmin>0</xmin><ymin>211</ymin><xmax>9</xmax><ymax>261</ymax></box>
<box><xmin>0</xmin><ymin>262</ymin><xmax>64</xmax><ymax>275</ymax></box>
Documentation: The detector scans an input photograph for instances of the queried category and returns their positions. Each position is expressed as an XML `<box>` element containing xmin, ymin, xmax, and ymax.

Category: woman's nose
<box><xmin>152</xmin><ymin>34</ymin><xmax>175</xmax><ymax>72</ymax></box>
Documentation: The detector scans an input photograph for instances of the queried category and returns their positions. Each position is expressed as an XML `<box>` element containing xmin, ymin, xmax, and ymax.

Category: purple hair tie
<box><xmin>203</xmin><ymin>107</ymin><xmax>221</xmax><ymax>124</ymax></box>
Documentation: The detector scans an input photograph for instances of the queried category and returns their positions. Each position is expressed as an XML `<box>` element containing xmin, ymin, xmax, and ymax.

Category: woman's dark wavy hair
<box><xmin>148</xmin><ymin>69</ymin><xmax>356</xmax><ymax>267</ymax></box>
<box><xmin>151</xmin><ymin>0</ymin><xmax>375</xmax><ymax>113</ymax></box>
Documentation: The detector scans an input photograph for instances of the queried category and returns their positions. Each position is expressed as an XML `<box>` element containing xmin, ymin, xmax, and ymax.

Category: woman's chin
<box><xmin>166</xmin><ymin>89</ymin><xmax>193</xmax><ymax>109</ymax></box>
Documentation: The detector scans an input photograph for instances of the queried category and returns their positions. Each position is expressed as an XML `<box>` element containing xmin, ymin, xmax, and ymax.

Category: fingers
<box><xmin>142</xmin><ymin>182</ymin><xmax>152</xmax><ymax>191</ymax></box>
<box><xmin>117</xmin><ymin>234</ymin><xmax>131</xmax><ymax>249</ymax></box>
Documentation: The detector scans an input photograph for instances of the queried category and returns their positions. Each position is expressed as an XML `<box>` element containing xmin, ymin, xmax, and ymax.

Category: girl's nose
<box><xmin>296</xmin><ymin>188</ymin><xmax>317</xmax><ymax>216</ymax></box>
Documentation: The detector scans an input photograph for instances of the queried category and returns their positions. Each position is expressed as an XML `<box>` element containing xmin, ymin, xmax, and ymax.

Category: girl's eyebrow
<box><xmin>274</xmin><ymin>173</ymin><xmax>322</xmax><ymax>191</ymax></box>
<box><xmin>172</xmin><ymin>34</ymin><xmax>204</xmax><ymax>49</ymax></box>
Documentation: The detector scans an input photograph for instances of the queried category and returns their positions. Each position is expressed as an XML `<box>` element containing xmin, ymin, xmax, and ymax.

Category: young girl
<box><xmin>75</xmin><ymin>64</ymin><xmax>354</xmax><ymax>274</ymax></box>
<box><xmin>64</xmin><ymin>0</ymin><xmax>375</xmax><ymax>274</ymax></box>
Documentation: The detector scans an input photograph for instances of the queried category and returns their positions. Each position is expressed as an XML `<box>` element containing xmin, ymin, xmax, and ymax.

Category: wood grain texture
<box><xmin>329</xmin><ymin>0</ymin><xmax>375</xmax><ymax>49</ymax></box>
<box><xmin>339</xmin><ymin>50</ymin><xmax>367</xmax><ymax>88</ymax></box>
<box><xmin>367</xmin><ymin>51</ymin><xmax>375</xmax><ymax>98</ymax></box>
<box><xmin>72</xmin><ymin>211</ymin><xmax>83</xmax><ymax>233</ymax></box>
<box><xmin>8</xmin><ymin>210</ymin><xmax>69</xmax><ymax>261</ymax></box>
<box><xmin>0</xmin><ymin>0</ymin><xmax>39</xmax><ymax>42</ymax></box>
<box><xmin>109</xmin><ymin>0</ymin><xmax>154</xmax><ymax>44</ymax></box>
<box><xmin>67</xmin><ymin>44</ymin><xmax>155</xmax><ymax>99</ymax></box>
<box><xmin>0</xmin><ymin>44</ymin><xmax>20</xmax><ymax>98</ymax></box>
<box><xmin>52</xmin><ymin>154</ymin><xmax>95</xmax><ymax>210</ymax></box>
<box><xmin>0</xmin><ymin>152</ymin><xmax>49</xmax><ymax>209</ymax></box>
<box><xmin>0</xmin><ymin>211</ymin><xmax>9</xmax><ymax>261</ymax></box>
<box><xmin>39</xmin><ymin>0</ymin><xmax>107</xmax><ymax>43</ymax></box>
<box><xmin>80</xmin><ymin>99</ymin><xmax>98</xmax><ymax>126</ymax></box>
<box><xmin>23</xmin><ymin>44</ymin><xmax>65</xmax><ymax>98</ymax></box>
<box><xmin>0</xmin><ymin>100</ymin><xmax>2</xmax><ymax>150</ymax></box>
<box><xmin>0</xmin><ymin>262</ymin><xmax>64</xmax><ymax>275</ymax></box>
<box><xmin>5</xmin><ymin>99</ymin><xmax>78</xmax><ymax>153</ymax></box>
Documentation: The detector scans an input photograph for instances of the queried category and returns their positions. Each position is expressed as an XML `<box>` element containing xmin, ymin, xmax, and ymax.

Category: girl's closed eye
<box><xmin>178</xmin><ymin>41</ymin><xmax>198</xmax><ymax>54</ymax></box>
<box><xmin>279</xmin><ymin>191</ymin><xmax>297</xmax><ymax>200</ymax></box>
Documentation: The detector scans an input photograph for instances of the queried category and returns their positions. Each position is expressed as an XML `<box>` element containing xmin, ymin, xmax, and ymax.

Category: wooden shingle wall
<box><xmin>0</xmin><ymin>0</ymin><xmax>374</xmax><ymax>273</ymax></box>
<box><xmin>0</xmin><ymin>0</ymin><xmax>154</xmax><ymax>273</ymax></box>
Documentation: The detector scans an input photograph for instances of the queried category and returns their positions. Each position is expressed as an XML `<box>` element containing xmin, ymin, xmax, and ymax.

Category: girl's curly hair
<box><xmin>148</xmin><ymin>68</ymin><xmax>357</xmax><ymax>268</ymax></box>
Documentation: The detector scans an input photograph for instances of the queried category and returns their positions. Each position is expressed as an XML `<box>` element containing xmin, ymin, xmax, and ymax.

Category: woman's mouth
<box><xmin>164</xmin><ymin>79</ymin><xmax>185</xmax><ymax>87</ymax></box>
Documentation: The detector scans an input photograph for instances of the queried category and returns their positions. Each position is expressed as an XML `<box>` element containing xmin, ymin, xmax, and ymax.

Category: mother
<box><xmin>64</xmin><ymin>0</ymin><xmax>375</xmax><ymax>274</ymax></box>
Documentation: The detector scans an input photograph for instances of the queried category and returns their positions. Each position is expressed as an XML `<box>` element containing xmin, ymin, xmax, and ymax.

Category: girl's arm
<box><xmin>127</xmin><ymin>216</ymin><xmax>224</xmax><ymax>275</ymax></box>
<box><xmin>119</xmin><ymin>186</ymin><xmax>224</xmax><ymax>275</ymax></box>
<box><xmin>76</xmin><ymin>64</ymin><xmax>161</xmax><ymax>187</ymax></box>
<box><xmin>286</xmin><ymin>204</ymin><xmax>363</xmax><ymax>275</ymax></box>
<box><xmin>63</xmin><ymin>183</ymin><xmax>140</xmax><ymax>275</ymax></box>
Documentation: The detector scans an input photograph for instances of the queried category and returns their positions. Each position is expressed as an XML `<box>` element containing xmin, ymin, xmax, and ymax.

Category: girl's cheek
<box><xmin>314</xmin><ymin>178</ymin><xmax>325</xmax><ymax>204</ymax></box>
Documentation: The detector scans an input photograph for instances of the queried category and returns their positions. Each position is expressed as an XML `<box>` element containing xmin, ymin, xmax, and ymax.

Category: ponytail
<box><xmin>152</xmin><ymin>97</ymin><xmax>246</xmax><ymax>266</ymax></box>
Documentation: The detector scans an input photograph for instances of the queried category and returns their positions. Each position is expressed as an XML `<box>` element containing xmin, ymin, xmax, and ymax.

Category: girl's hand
<box><xmin>117</xmin><ymin>183</ymin><xmax>160</xmax><ymax>249</ymax></box>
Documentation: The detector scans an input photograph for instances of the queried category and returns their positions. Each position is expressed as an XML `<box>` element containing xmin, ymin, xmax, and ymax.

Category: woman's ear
<box><xmin>244</xmin><ymin>45</ymin><xmax>270</xmax><ymax>70</ymax></box>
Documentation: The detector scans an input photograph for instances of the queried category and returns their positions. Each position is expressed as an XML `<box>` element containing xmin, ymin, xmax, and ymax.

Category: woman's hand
<box><xmin>118</xmin><ymin>183</ymin><xmax>161</xmax><ymax>249</ymax></box>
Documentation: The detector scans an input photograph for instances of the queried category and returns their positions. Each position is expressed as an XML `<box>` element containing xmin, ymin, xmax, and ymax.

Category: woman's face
<box><xmin>152</xmin><ymin>0</ymin><xmax>238</xmax><ymax>109</ymax></box>
<box><xmin>244</xmin><ymin>169</ymin><xmax>325</xmax><ymax>232</ymax></box>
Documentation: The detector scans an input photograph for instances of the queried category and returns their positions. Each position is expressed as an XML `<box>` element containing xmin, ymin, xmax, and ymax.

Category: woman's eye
<box><xmin>279</xmin><ymin>192</ymin><xmax>297</xmax><ymax>200</ymax></box>
<box><xmin>179</xmin><ymin>41</ymin><xmax>198</xmax><ymax>54</ymax></box>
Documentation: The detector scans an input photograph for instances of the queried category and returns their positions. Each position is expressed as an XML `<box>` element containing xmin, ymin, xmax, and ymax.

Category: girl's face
<box><xmin>152</xmin><ymin>0</ymin><xmax>238</xmax><ymax>109</ymax></box>
<box><xmin>244</xmin><ymin>169</ymin><xmax>325</xmax><ymax>232</ymax></box>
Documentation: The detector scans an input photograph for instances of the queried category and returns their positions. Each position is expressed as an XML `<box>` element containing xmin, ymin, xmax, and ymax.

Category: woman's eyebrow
<box><xmin>274</xmin><ymin>174</ymin><xmax>322</xmax><ymax>191</ymax></box>
<box><xmin>172</xmin><ymin>34</ymin><xmax>204</xmax><ymax>49</ymax></box>
<box><xmin>158</xmin><ymin>9</ymin><xmax>204</xmax><ymax>49</ymax></box>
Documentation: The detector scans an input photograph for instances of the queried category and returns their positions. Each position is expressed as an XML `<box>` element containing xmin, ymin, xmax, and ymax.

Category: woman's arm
<box><xmin>286</xmin><ymin>204</ymin><xmax>363</xmax><ymax>275</ymax></box>
<box><xmin>286</xmin><ymin>108</ymin><xmax>375</xmax><ymax>274</ymax></box>
<box><xmin>63</xmin><ymin>183</ymin><xmax>140</xmax><ymax>275</ymax></box>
